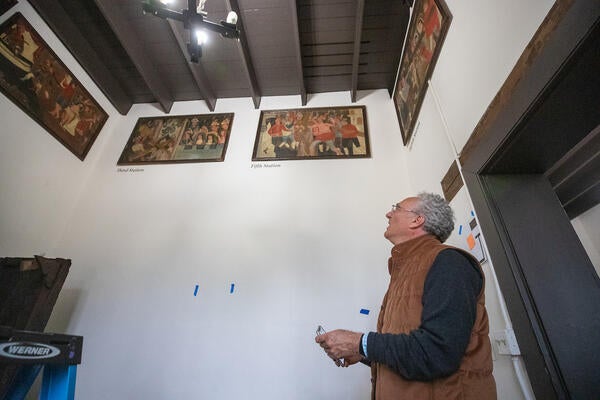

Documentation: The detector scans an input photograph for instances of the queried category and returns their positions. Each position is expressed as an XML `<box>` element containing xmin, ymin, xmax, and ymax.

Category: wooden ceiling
<box><xmin>27</xmin><ymin>0</ymin><xmax>411</xmax><ymax>115</ymax></box>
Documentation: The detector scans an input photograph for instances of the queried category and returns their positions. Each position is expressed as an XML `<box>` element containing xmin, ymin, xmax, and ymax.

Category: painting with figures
<box><xmin>117</xmin><ymin>113</ymin><xmax>234</xmax><ymax>165</ymax></box>
<box><xmin>252</xmin><ymin>106</ymin><xmax>370</xmax><ymax>161</ymax></box>
<box><xmin>0</xmin><ymin>12</ymin><xmax>108</xmax><ymax>160</ymax></box>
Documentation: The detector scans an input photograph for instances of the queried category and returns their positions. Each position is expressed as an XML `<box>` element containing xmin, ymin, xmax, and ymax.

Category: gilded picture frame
<box><xmin>117</xmin><ymin>113</ymin><xmax>234</xmax><ymax>165</ymax></box>
<box><xmin>393</xmin><ymin>0</ymin><xmax>452</xmax><ymax>145</ymax></box>
<box><xmin>0</xmin><ymin>13</ymin><xmax>108</xmax><ymax>160</ymax></box>
<box><xmin>252</xmin><ymin>106</ymin><xmax>370</xmax><ymax>161</ymax></box>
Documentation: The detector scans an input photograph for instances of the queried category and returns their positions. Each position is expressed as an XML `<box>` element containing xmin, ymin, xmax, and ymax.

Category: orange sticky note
<box><xmin>467</xmin><ymin>233</ymin><xmax>476</xmax><ymax>250</ymax></box>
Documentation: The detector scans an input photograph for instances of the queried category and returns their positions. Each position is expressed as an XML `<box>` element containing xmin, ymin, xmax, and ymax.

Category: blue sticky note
<box><xmin>360</xmin><ymin>309</ymin><xmax>370</xmax><ymax>315</ymax></box>
<box><xmin>458</xmin><ymin>225</ymin><xmax>463</xmax><ymax>235</ymax></box>
<box><xmin>193</xmin><ymin>284</ymin><xmax>199</xmax><ymax>296</ymax></box>
<box><xmin>230</xmin><ymin>283</ymin><xmax>235</xmax><ymax>294</ymax></box>
<box><xmin>471</xmin><ymin>210</ymin><xmax>475</xmax><ymax>217</ymax></box>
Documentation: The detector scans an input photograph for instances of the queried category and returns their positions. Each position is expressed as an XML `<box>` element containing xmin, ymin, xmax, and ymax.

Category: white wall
<box><xmin>44</xmin><ymin>91</ymin><xmax>410</xmax><ymax>400</ymax></box>
<box><xmin>571</xmin><ymin>203</ymin><xmax>600</xmax><ymax>276</ymax></box>
<box><xmin>432</xmin><ymin>0</ymin><xmax>555</xmax><ymax>151</ymax></box>
<box><xmin>0</xmin><ymin>0</ymin><xmax>558</xmax><ymax>398</ymax></box>
<box><xmin>0</xmin><ymin>2</ymin><xmax>121</xmax><ymax>257</ymax></box>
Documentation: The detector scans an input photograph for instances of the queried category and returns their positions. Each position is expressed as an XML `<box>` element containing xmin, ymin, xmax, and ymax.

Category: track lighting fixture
<box><xmin>141</xmin><ymin>0</ymin><xmax>240</xmax><ymax>62</ymax></box>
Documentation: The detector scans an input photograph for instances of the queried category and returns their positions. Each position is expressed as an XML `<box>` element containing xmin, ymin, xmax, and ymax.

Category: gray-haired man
<box><xmin>316</xmin><ymin>193</ymin><xmax>497</xmax><ymax>400</ymax></box>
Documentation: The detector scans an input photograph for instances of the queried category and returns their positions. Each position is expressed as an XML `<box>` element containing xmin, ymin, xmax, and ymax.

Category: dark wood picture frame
<box><xmin>117</xmin><ymin>113</ymin><xmax>234</xmax><ymax>165</ymax></box>
<box><xmin>393</xmin><ymin>0</ymin><xmax>452</xmax><ymax>145</ymax></box>
<box><xmin>252</xmin><ymin>106</ymin><xmax>370</xmax><ymax>161</ymax></box>
<box><xmin>0</xmin><ymin>12</ymin><xmax>108</xmax><ymax>160</ymax></box>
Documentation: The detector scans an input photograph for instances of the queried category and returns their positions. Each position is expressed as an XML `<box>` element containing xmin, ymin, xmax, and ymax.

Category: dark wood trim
<box><xmin>94</xmin><ymin>0</ymin><xmax>173</xmax><ymax>114</ymax></box>
<box><xmin>167</xmin><ymin>20</ymin><xmax>217</xmax><ymax>112</ymax></box>
<box><xmin>460</xmin><ymin>0</ymin><xmax>576</xmax><ymax>172</ymax></box>
<box><xmin>485</xmin><ymin>175</ymin><xmax>600</xmax><ymax>398</ymax></box>
<box><xmin>28</xmin><ymin>0</ymin><xmax>132</xmax><ymax>115</ymax></box>
<box><xmin>0</xmin><ymin>0</ymin><xmax>17</xmax><ymax>17</ymax></box>
<box><xmin>458</xmin><ymin>0</ymin><xmax>600</xmax><ymax>398</ymax></box>
<box><xmin>225</xmin><ymin>0</ymin><xmax>261</xmax><ymax>109</ymax></box>
<box><xmin>440</xmin><ymin>160</ymin><xmax>462</xmax><ymax>202</ymax></box>
<box><xmin>350</xmin><ymin>0</ymin><xmax>364</xmax><ymax>103</ymax></box>
<box><xmin>289</xmin><ymin>0</ymin><xmax>307</xmax><ymax>106</ymax></box>
<box><xmin>464</xmin><ymin>172</ymin><xmax>560</xmax><ymax>399</ymax></box>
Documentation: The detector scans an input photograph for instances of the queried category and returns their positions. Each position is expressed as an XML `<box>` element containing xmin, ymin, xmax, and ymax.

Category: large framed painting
<box><xmin>117</xmin><ymin>113</ymin><xmax>234</xmax><ymax>165</ymax></box>
<box><xmin>0</xmin><ymin>13</ymin><xmax>108</xmax><ymax>160</ymax></box>
<box><xmin>252</xmin><ymin>106</ymin><xmax>370</xmax><ymax>161</ymax></box>
<box><xmin>393</xmin><ymin>0</ymin><xmax>452</xmax><ymax>145</ymax></box>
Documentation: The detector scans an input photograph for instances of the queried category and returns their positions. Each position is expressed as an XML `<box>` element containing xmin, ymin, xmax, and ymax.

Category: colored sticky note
<box><xmin>467</xmin><ymin>233</ymin><xmax>476</xmax><ymax>250</ymax></box>
<box><xmin>230</xmin><ymin>283</ymin><xmax>235</xmax><ymax>293</ymax></box>
<box><xmin>193</xmin><ymin>285</ymin><xmax>199</xmax><ymax>296</ymax></box>
<box><xmin>360</xmin><ymin>309</ymin><xmax>370</xmax><ymax>315</ymax></box>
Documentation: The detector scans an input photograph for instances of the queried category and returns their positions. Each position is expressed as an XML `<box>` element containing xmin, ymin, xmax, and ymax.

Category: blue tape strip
<box><xmin>458</xmin><ymin>225</ymin><xmax>463</xmax><ymax>235</ymax></box>
<box><xmin>230</xmin><ymin>283</ymin><xmax>235</xmax><ymax>293</ymax></box>
<box><xmin>360</xmin><ymin>309</ymin><xmax>370</xmax><ymax>315</ymax></box>
<box><xmin>193</xmin><ymin>285</ymin><xmax>199</xmax><ymax>296</ymax></box>
<box><xmin>471</xmin><ymin>210</ymin><xmax>475</xmax><ymax>217</ymax></box>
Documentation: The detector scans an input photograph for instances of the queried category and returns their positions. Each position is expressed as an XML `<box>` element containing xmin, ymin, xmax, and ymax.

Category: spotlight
<box><xmin>195</xmin><ymin>30</ymin><xmax>208</xmax><ymax>46</ymax></box>
<box><xmin>226</xmin><ymin>11</ymin><xmax>238</xmax><ymax>25</ymax></box>
<box><xmin>141</xmin><ymin>0</ymin><xmax>240</xmax><ymax>62</ymax></box>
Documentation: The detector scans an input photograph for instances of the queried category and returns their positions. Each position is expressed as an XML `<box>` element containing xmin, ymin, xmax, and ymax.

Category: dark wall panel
<box><xmin>486</xmin><ymin>174</ymin><xmax>600</xmax><ymax>399</ymax></box>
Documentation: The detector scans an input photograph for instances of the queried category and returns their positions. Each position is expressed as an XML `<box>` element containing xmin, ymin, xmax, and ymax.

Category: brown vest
<box><xmin>372</xmin><ymin>234</ymin><xmax>496</xmax><ymax>400</ymax></box>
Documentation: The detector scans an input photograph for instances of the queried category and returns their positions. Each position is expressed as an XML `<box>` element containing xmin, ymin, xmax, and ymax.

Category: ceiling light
<box><xmin>226</xmin><ymin>11</ymin><xmax>238</xmax><ymax>25</ymax></box>
<box><xmin>141</xmin><ymin>0</ymin><xmax>240</xmax><ymax>62</ymax></box>
<box><xmin>195</xmin><ymin>30</ymin><xmax>208</xmax><ymax>46</ymax></box>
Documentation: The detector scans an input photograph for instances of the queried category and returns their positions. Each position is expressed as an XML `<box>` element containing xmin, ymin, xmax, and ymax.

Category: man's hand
<box><xmin>315</xmin><ymin>329</ymin><xmax>363</xmax><ymax>361</ymax></box>
<box><xmin>341</xmin><ymin>354</ymin><xmax>364</xmax><ymax>367</ymax></box>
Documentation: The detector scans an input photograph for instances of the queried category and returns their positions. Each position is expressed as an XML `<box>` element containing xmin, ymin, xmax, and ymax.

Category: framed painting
<box><xmin>252</xmin><ymin>106</ymin><xmax>370</xmax><ymax>161</ymax></box>
<box><xmin>0</xmin><ymin>13</ymin><xmax>108</xmax><ymax>160</ymax></box>
<box><xmin>0</xmin><ymin>1</ymin><xmax>17</xmax><ymax>17</ymax></box>
<box><xmin>117</xmin><ymin>113</ymin><xmax>234</xmax><ymax>165</ymax></box>
<box><xmin>393</xmin><ymin>0</ymin><xmax>452</xmax><ymax>145</ymax></box>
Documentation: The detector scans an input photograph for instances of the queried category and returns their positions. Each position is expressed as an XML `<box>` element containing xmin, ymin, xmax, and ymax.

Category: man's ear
<box><xmin>410</xmin><ymin>214</ymin><xmax>425</xmax><ymax>228</ymax></box>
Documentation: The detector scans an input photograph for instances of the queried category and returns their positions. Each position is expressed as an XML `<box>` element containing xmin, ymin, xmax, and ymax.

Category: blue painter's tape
<box><xmin>458</xmin><ymin>225</ymin><xmax>463</xmax><ymax>235</ymax></box>
<box><xmin>471</xmin><ymin>210</ymin><xmax>475</xmax><ymax>217</ymax></box>
<box><xmin>360</xmin><ymin>309</ymin><xmax>370</xmax><ymax>315</ymax></box>
<box><xmin>193</xmin><ymin>285</ymin><xmax>199</xmax><ymax>296</ymax></box>
<box><xmin>230</xmin><ymin>283</ymin><xmax>235</xmax><ymax>294</ymax></box>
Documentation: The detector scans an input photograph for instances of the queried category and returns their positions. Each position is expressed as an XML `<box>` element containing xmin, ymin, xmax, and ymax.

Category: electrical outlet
<box><xmin>493</xmin><ymin>331</ymin><xmax>509</xmax><ymax>355</ymax></box>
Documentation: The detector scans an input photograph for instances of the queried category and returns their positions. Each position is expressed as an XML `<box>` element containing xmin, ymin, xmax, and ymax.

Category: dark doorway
<box><xmin>460</xmin><ymin>1</ymin><xmax>600</xmax><ymax>399</ymax></box>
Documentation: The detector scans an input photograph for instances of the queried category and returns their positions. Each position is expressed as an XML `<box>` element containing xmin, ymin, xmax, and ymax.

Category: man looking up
<box><xmin>316</xmin><ymin>192</ymin><xmax>496</xmax><ymax>400</ymax></box>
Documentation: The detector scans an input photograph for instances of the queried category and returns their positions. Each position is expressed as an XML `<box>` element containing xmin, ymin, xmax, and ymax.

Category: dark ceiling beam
<box><xmin>167</xmin><ymin>20</ymin><xmax>217</xmax><ymax>111</ymax></box>
<box><xmin>27</xmin><ymin>0</ymin><xmax>132</xmax><ymax>115</ymax></box>
<box><xmin>225</xmin><ymin>0</ymin><xmax>261</xmax><ymax>109</ymax></box>
<box><xmin>94</xmin><ymin>0</ymin><xmax>173</xmax><ymax>113</ymax></box>
<box><xmin>350</xmin><ymin>0</ymin><xmax>365</xmax><ymax>103</ymax></box>
<box><xmin>289</xmin><ymin>0</ymin><xmax>307</xmax><ymax>106</ymax></box>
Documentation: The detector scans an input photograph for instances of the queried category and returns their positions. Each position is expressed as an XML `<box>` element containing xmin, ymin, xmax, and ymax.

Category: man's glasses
<box><xmin>391</xmin><ymin>204</ymin><xmax>419</xmax><ymax>214</ymax></box>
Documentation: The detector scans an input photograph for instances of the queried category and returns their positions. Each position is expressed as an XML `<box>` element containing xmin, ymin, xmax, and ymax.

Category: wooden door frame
<box><xmin>459</xmin><ymin>1</ymin><xmax>600</xmax><ymax>398</ymax></box>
